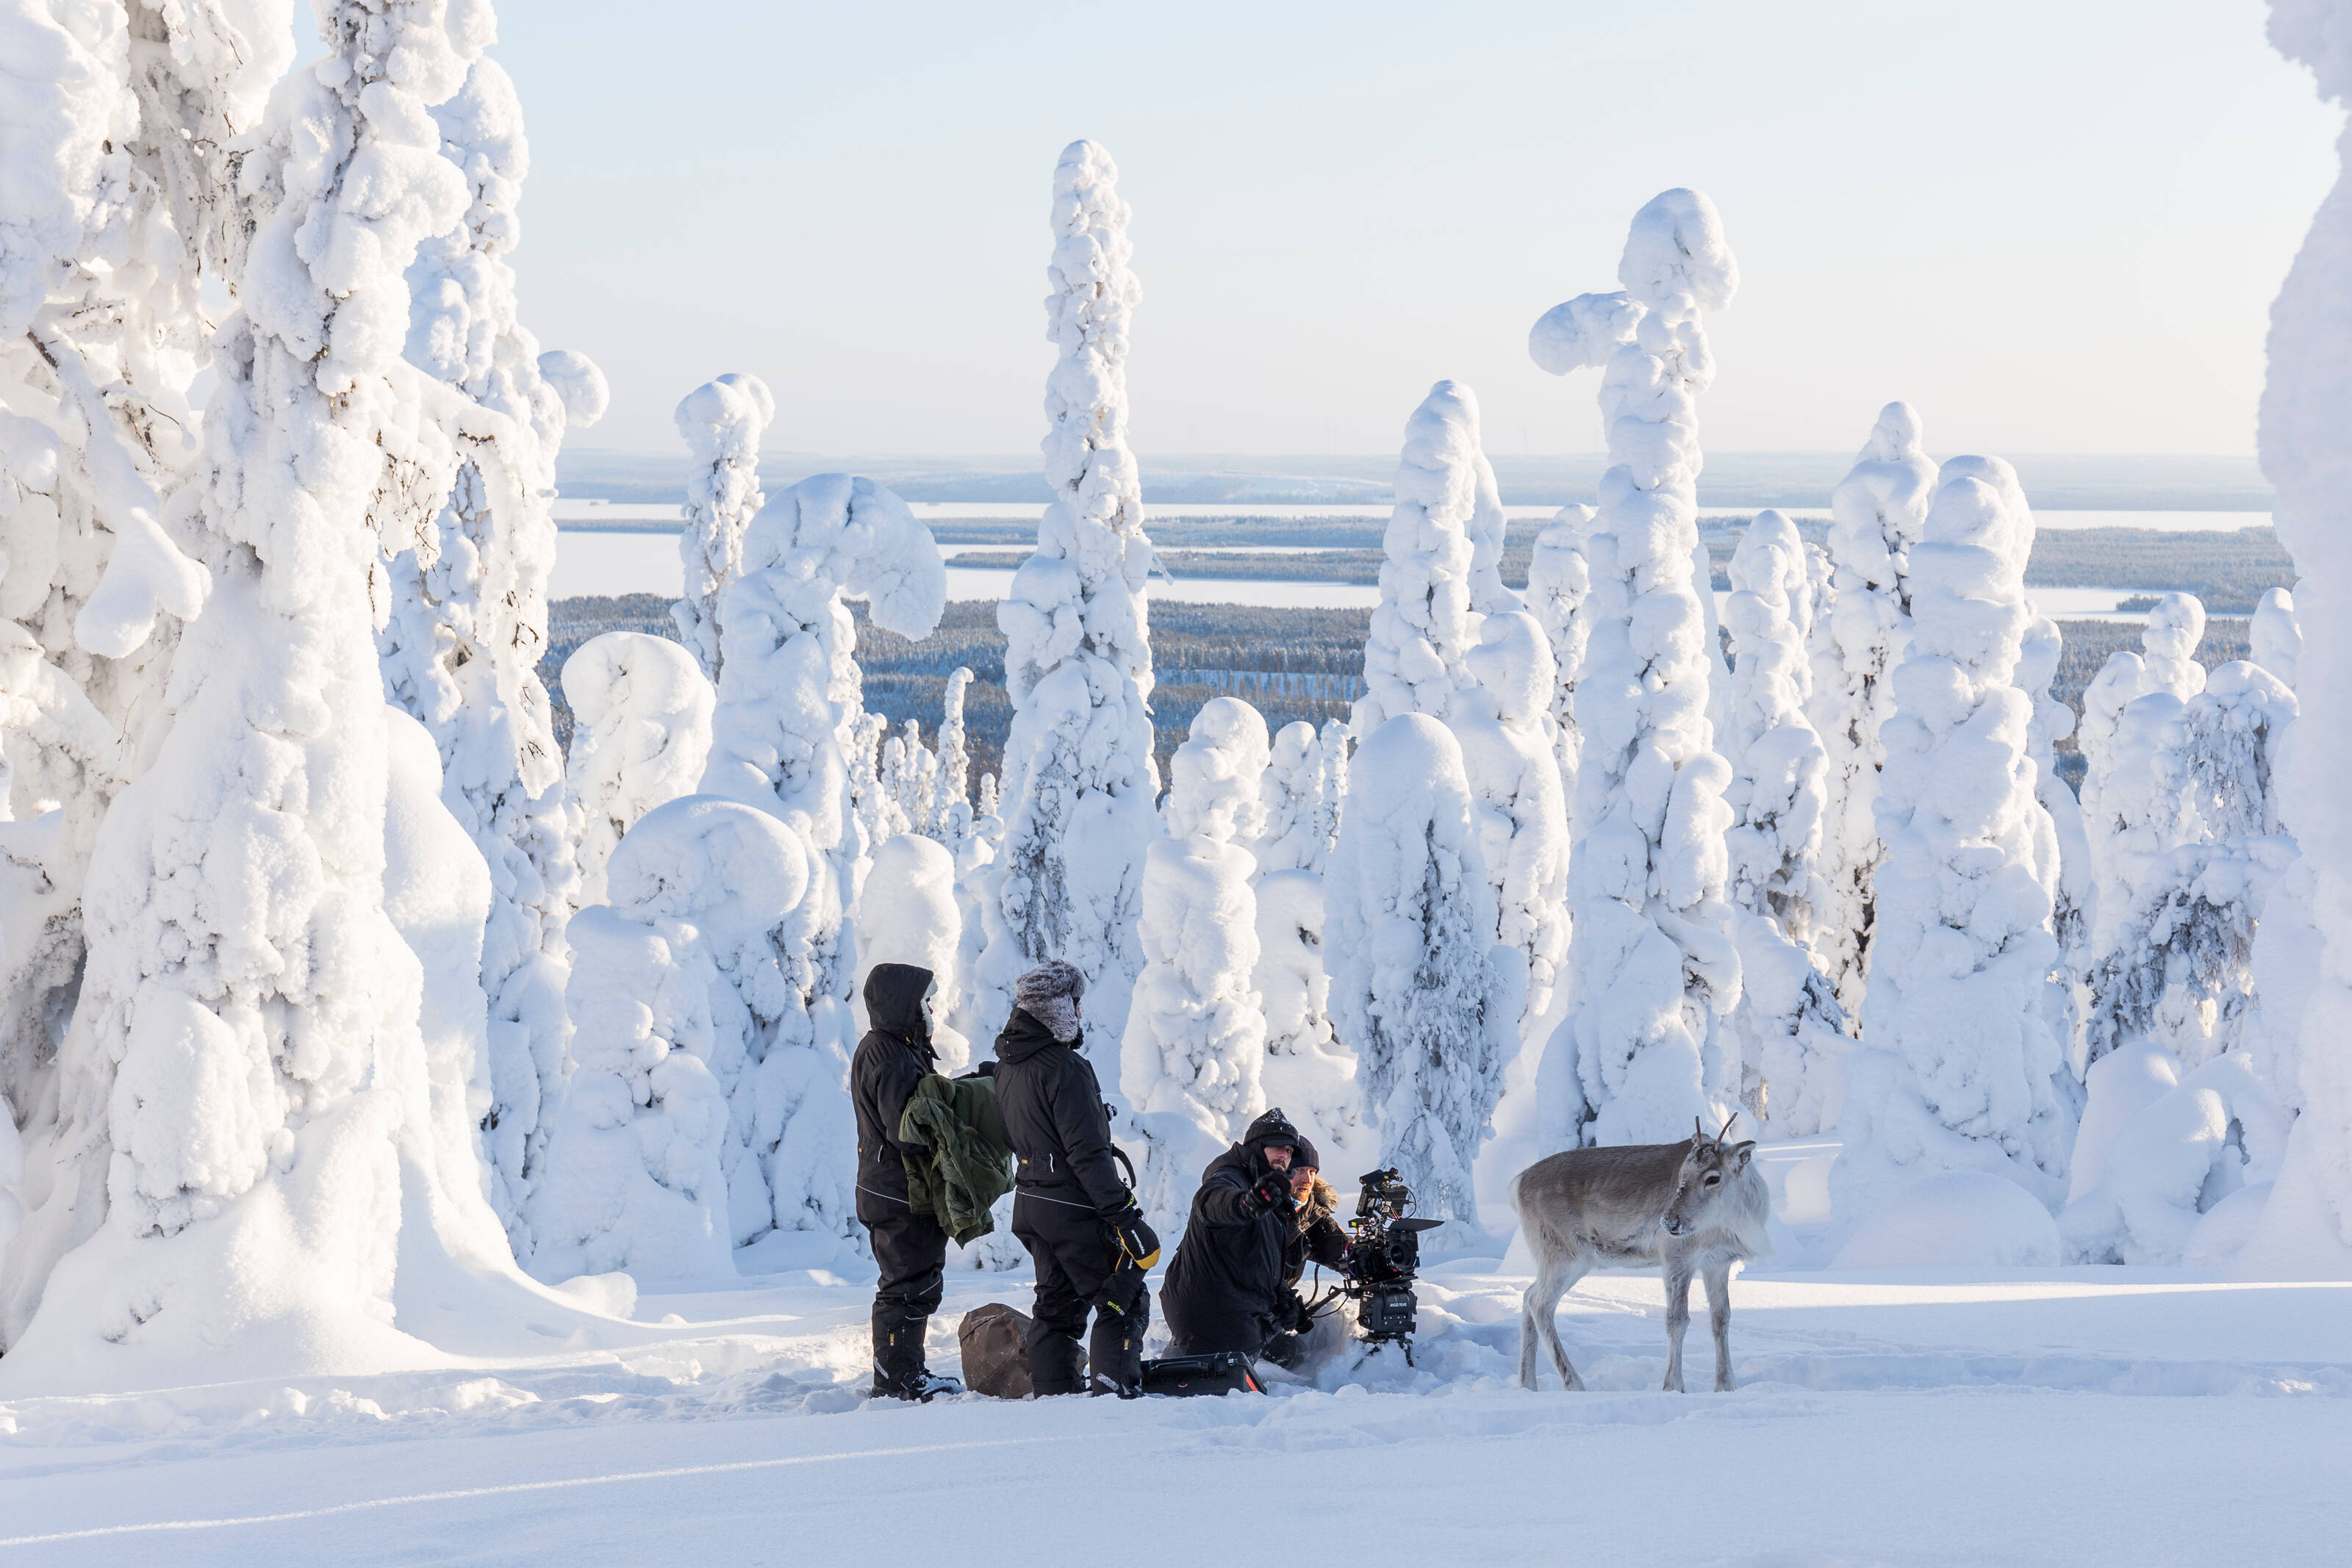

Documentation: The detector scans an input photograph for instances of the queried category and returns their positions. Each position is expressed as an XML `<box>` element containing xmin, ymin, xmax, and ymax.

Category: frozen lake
<box><xmin>551</xmin><ymin>531</ymin><xmax>2188</xmax><ymax>617</ymax></box>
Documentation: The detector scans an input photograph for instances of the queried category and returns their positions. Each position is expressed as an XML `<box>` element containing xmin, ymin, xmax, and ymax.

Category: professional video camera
<box><xmin>1340</xmin><ymin>1167</ymin><xmax>1444</xmax><ymax>1363</ymax></box>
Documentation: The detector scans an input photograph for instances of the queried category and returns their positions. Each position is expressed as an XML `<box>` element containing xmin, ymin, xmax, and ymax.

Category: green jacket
<box><xmin>897</xmin><ymin>1072</ymin><xmax>1016</xmax><ymax>1245</ymax></box>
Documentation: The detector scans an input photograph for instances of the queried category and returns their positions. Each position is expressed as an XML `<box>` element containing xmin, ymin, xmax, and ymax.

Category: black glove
<box><xmin>1290</xmin><ymin>1295</ymin><xmax>1318</xmax><ymax>1334</ymax></box>
<box><xmin>1251</xmin><ymin>1170</ymin><xmax>1296</xmax><ymax>1215</ymax></box>
<box><xmin>1106</xmin><ymin>1203</ymin><xmax>1161</xmax><ymax>1270</ymax></box>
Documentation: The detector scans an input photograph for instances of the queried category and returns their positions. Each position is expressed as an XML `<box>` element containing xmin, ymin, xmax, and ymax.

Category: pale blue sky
<box><xmin>467</xmin><ymin>0</ymin><xmax>2339</xmax><ymax>457</ymax></box>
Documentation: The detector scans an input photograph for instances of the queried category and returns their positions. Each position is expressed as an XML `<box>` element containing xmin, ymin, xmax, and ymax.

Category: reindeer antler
<box><xmin>1693</xmin><ymin>1116</ymin><xmax>1707</xmax><ymax>1144</ymax></box>
<box><xmin>1719</xmin><ymin>1110</ymin><xmax>1740</xmax><ymax>1143</ymax></box>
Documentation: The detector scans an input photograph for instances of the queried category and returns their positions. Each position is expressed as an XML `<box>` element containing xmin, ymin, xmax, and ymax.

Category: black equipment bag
<box><xmin>1139</xmin><ymin>1351</ymin><xmax>1263</xmax><ymax>1398</ymax></box>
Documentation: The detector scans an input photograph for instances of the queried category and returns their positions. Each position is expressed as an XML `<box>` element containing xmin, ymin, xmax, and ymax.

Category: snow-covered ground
<box><xmin>3</xmin><ymin>1224</ymin><xmax>2341</xmax><ymax>1564</ymax></box>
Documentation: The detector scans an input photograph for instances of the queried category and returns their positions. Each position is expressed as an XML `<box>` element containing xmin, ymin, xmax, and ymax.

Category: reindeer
<box><xmin>1511</xmin><ymin>1114</ymin><xmax>1771</xmax><ymax>1392</ymax></box>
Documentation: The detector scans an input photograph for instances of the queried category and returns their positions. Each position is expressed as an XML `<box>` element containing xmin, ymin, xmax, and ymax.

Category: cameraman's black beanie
<box><xmin>1242</xmin><ymin>1107</ymin><xmax>1300</xmax><ymax>1155</ymax></box>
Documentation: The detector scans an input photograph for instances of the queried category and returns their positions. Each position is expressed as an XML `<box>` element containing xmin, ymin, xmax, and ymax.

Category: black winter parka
<box><xmin>850</xmin><ymin>963</ymin><xmax>937</xmax><ymax>1224</ymax></box>
<box><xmin>990</xmin><ymin>1007</ymin><xmax>1129</xmax><ymax>1222</ymax></box>
<box><xmin>1161</xmin><ymin>1110</ymin><xmax>1351</xmax><ymax>1355</ymax></box>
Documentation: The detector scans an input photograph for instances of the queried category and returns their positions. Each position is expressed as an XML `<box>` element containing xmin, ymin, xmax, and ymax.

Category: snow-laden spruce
<box><xmin>1528</xmin><ymin>190</ymin><xmax>1744</xmax><ymax>1149</ymax></box>
<box><xmin>1</xmin><ymin>0</ymin><xmax>614</xmax><ymax>1382</ymax></box>
<box><xmin>1524</xmin><ymin>503</ymin><xmax>1597</xmax><ymax>813</ymax></box>
<box><xmin>1719</xmin><ymin>510</ymin><xmax>1844</xmax><ymax>1133</ymax></box>
<box><xmin>2084</xmin><ymin>596</ymin><xmax>2218</xmax><ymax>965</ymax></box>
<box><xmin>1253</xmin><ymin>866</ymin><xmax>1372</xmax><ymax>1177</ymax></box>
<box><xmin>0</xmin><ymin>0</ymin><xmax>290</xmax><ymax>1222</ymax></box>
<box><xmin>698</xmin><ymin>472</ymin><xmax>943</xmax><ymax>1251</ymax></box>
<box><xmin>562</xmin><ymin>633</ymin><xmax>716</xmax><ymax>907</ymax></box>
<box><xmin>1457</xmin><ymin>610</ymin><xmax>1571</xmax><ymax>1044</ymax></box>
<box><xmin>1325</xmin><ymin>713</ymin><xmax>1505</xmax><ymax>1236</ymax></box>
<box><xmin>1354</xmin><ymin>381</ymin><xmax>1496</xmax><ymax>731</ymax></box>
<box><xmin>2240</xmin><ymin>0</ymin><xmax>2352</xmax><ymax>1279</ymax></box>
<box><xmin>671</xmin><ymin>374</ymin><xmax>774</xmax><ymax>683</ymax></box>
<box><xmin>534</xmin><ymin>796</ymin><xmax>830</xmax><ymax>1275</ymax></box>
<box><xmin>2017</xmin><ymin>614</ymin><xmax>2098</xmax><ymax>1078</ymax></box>
<box><xmin>1807</xmin><ymin>403</ymin><xmax>1937</xmax><ymax>1019</ymax></box>
<box><xmin>975</xmin><ymin>140</ymin><xmax>1158</xmax><ymax>1060</ymax></box>
<box><xmin>380</xmin><ymin>53</ymin><xmax>609</xmax><ymax>1253</ymax></box>
<box><xmin>1252</xmin><ymin>720</ymin><xmax>1335</xmax><ymax>874</ymax></box>
<box><xmin>2252</xmin><ymin>586</ymin><xmax>2302</xmax><ymax>689</ymax></box>
<box><xmin>855</xmin><ymin>832</ymin><xmax>968</xmax><ymax>1072</ymax></box>
<box><xmin>1122</xmin><ymin>697</ymin><xmax>1271</xmax><ymax>1143</ymax></box>
<box><xmin>2081</xmin><ymin>662</ymin><xmax>2298</xmax><ymax>1072</ymax></box>
<box><xmin>1835</xmin><ymin>456</ymin><xmax>2075</xmax><ymax>1218</ymax></box>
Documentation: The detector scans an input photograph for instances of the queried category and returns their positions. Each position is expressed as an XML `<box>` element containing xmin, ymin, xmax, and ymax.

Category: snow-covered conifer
<box><xmin>1808</xmin><ymin>403</ymin><xmax>1937</xmax><ymax>1018</ymax></box>
<box><xmin>562</xmin><ymin>632</ymin><xmax>715</xmax><ymax>907</ymax></box>
<box><xmin>1252</xmin><ymin>721</ymin><xmax>1330</xmax><ymax>874</ymax></box>
<box><xmin>1458</xmin><ymin>610</ymin><xmax>1571</xmax><ymax>1040</ymax></box>
<box><xmin>925</xmin><ymin>666</ymin><xmax>975</xmax><ymax>843</ymax></box>
<box><xmin>2253</xmin><ymin>586</ymin><xmax>2302</xmax><ymax>689</ymax></box>
<box><xmin>5</xmin><ymin>0</ymin><xmax>537</xmax><ymax>1369</ymax></box>
<box><xmin>1720</xmin><ymin>510</ymin><xmax>1843</xmax><ymax>1131</ymax></box>
<box><xmin>2138</xmin><ymin>593</ymin><xmax>2209</xmax><ymax>702</ymax></box>
<box><xmin>2240</xmin><ymin>0</ymin><xmax>2352</xmax><ymax>1276</ymax></box>
<box><xmin>1524</xmin><ymin>503</ymin><xmax>1598</xmax><ymax>807</ymax></box>
<box><xmin>1353</xmin><ymin>381</ymin><xmax>1494</xmax><ymax>731</ymax></box>
<box><xmin>381</xmin><ymin>54</ymin><xmax>610</xmax><ymax>1251</ymax></box>
<box><xmin>1529</xmin><ymin>190</ymin><xmax>1745</xmax><ymax>1149</ymax></box>
<box><xmin>700</xmin><ymin>472</ymin><xmax>945</xmax><ymax>1086</ymax></box>
<box><xmin>976</xmin><ymin>140</ymin><xmax>1158</xmax><ymax>1058</ymax></box>
<box><xmin>856</xmin><ymin>832</ymin><xmax>969</xmax><ymax>1072</ymax></box>
<box><xmin>670</xmin><ymin>374</ymin><xmax>773</xmax><ymax>682</ymax></box>
<box><xmin>2019</xmin><ymin>614</ymin><xmax>2097</xmax><ymax>1072</ymax></box>
<box><xmin>1836</xmin><ymin>456</ymin><xmax>2074</xmax><ymax>1215</ymax></box>
<box><xmin>1325</xmin><ymin>713</ymin><xmax>1504</xmax><ymax>1234</ymax></box>
<box><xmin>1122</xmin><ymin>697</ymin><xmax>1271</xmax><ymax>1140</ymax></box>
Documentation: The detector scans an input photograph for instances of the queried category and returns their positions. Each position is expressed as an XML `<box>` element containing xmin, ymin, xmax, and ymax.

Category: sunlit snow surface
<box><xmin>1</xmin><ymin>1143</ymin><xmax>2342</xmax><ymax>1566</ymax></box>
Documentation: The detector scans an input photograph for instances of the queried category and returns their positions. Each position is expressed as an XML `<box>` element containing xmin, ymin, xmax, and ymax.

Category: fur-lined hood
<box><xmin>1295</xmin><ymin>1173</ymin><xmax>1338</xmax><ymax>1236</ymax></box>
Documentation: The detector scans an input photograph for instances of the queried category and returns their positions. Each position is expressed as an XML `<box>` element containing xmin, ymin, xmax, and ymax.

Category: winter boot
<box><xmin>871</xmin><ymin>1311</ymin><xmax>934</xmax><ymax>1399</ymax></box>
<box><xmin>1088</xmin><ymin>1286</ymin><xmax>1150</xmax><ymax>1398</ymax></box>
<box><xmin>1025</xmin><ymin>1325</ymin><xmax>1088</xmax><ymax>1396</ymax></box>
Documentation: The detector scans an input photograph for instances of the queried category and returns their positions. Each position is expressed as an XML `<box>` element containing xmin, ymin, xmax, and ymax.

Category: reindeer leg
<box><xmin>1660</xmin><ymin>1256</ymin><xmax>1693</xmax><ymax>1393</ymax></box>
<box><xmin>1519</xmin><ymin>1252</ymin><xmax>1589</xmax><ymax>1392</ymax></box>
<box><xmin>1704</xmin><ymin>1260</ymin><xmax>1735</xmax><ymax>1392</ymax></box>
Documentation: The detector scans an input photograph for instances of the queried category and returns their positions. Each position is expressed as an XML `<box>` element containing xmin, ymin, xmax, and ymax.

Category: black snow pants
<box><xmin>1013</xmin><ymin>1190</ymin><xmax>1149</xmax><ymax>1396</ymax></box>
<box><xmin>864</xmin><ymin>1206</ymin><xmax>949</xmax><ymax>1393</ymax></box>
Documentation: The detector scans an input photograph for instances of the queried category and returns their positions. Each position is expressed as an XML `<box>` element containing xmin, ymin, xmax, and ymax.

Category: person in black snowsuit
<box><xmin>850</xmin><ymin>962</ymin><xmax>963</xmax><ymax>1401</ymax></box>
<box><xmin>1161</xmin><ymin>1108</ymin><xmax>1352</xmax><ymax>1367</ymax></box>
<box><xmin>989</xmin><ymin>960</ymin><xmax>1158</xmax><ymax>1396</ymax></box>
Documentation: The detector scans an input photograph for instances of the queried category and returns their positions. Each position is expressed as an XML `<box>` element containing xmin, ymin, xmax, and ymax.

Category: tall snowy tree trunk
<box><xmin>1</xmin><ymin>0</ymin><xmax>574</xmax><ymax>1379</ymax></box>
<box><xmin>1834</xmin><ymin>456</ymin><xmax>2075</xmax><ymax>1219</ymax></box>
<box><xmin>1531</xmin><ymin>190</ymin><xmax>1744</xmax><ymax>1149</ymax></box>
<box><xmin>670</xmin><ymin>374</ymin><xmax>772</xmax><ymax>683</ymax></box>
<box><xmin>976</xmin><ymin>140</ymin><xmax>1158</xmax><ymax>1060</ymax></box>
<box><xmin>379</xmin><ymin>56</ymin><xmax>606</xmax><ymax>1259</ymax></box>
<box><xmin>1807</xmin><ymin>403</ymin><xmax>1937</xmax><ymax>1022</ymax></box>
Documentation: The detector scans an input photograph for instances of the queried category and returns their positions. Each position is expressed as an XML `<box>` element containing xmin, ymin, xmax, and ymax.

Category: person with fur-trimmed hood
<box><xmin>851</xmin><ymin>963</ymin><xmax>965</xmax><ymax>1401</ymax></box>
<box><xmin>990</xmin><ymin>960</ymin><xmax>1160</xmax><ymax>1396</ymax></box>
<box><xmin>1161</xmin><ymin>1108</ymin><xmax>1352</xmax><ymax>1367</ymax></box>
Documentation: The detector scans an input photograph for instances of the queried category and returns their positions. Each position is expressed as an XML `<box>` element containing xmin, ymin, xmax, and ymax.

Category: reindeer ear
<box><xmin>1729</xmin><ymin>1140</ymin><xmax>1756</xmax><ymax>1171</ymax></box>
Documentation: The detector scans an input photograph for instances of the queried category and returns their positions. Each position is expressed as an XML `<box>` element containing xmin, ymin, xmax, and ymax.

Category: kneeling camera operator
<box><xmin>1160</xmin><ymin>1110</ymin><xmax>1351</xmax><ymax>1369</ymax></box>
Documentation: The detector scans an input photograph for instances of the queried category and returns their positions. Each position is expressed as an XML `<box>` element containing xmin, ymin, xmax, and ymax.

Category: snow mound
<box><xmin>1832</xmin><ymin>1171</ymin><xmax>2060</xmax><ymax>1270</ymax></box>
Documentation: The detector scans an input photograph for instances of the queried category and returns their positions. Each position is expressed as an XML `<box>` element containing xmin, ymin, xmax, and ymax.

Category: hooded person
<box><xmin>989</xmin><ymin>960</ymin><xmax>1160</xmax><ymax>1395</ymax></box>
<box><xmin>1161</xmin><ymin>1109</ymin><xmax>1352</xmax><ymax>1367</ymax></box>
<box><xmin>852</xmin><ymin>962</ymin><xmax>964</xmax><ymax>1401</ymax></box>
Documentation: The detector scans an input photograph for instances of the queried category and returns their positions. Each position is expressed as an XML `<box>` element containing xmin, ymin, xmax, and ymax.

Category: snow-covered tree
<box><xmin>380</xmin><ymin>53</ymin><xmax>609</xmax><ymax>1252</ymax></box>
<box><xmin>856</xmin><ymin>831</ymin><xmax>969</xmax><ymax>1072</ymax></box>
<box><xmin>923</xmin><ymin>666</ymin><xmax>975</xmax><ymax>844</ymax></box>
<box><xmin>2019</xmin><ymin>614</ymin><xmax>2097</xmax><ymax>1074</ymax></box>
<box><xmin>1527</xmin><ymin>190</ymin><xmax>1744</xmax><ymax>1150</ymax></box>
<box><xmin>5</xmin><ymin>0</ymin><xmax>551</xmax><ymax>1370</ymax></box>
<box><xmin>699</xmin><ymin>472</ymin><xmax>944</xmax><ymax>1088</ymax></box>
<box><xmin>1254</xmin><ymin>866</ymin><xmax>1372</xmax><ymax>1176</ymax></box>
<box><xmin>1458</xmin><ymin>610</ymin><xmax>1571</xmax><ymax>1041</ymax></box>
<box><xmin>2253</xmin><ymin>586</ymin><xmax>2301</xmax><ymax>689</ymax></box>
<box><xmin>2139</xmin><ymin>592</ymin><xmax>2209</xmax><ymax>702</ymax></box>
<box><xmin>670</xmin><ymin>373</ymin><xmax>772</xmax><ymax>682</ymax></box>
<box><xmin>975</xmin><ymin>140</ymin><xmax>1158</xmax><ymax>1061</ymax></box>
<box><xmin>2082</xmin><ymin>662</ymin><xmax>2298</xmax><ymax>1070</ymax></box>
<box><xmin>562</xmin><ymin>632</ymin><xmax>715</xmax><ymax>907</ymax></box>
<box><xmin>2241</xmin><ymin>0</ymin><xmax>2352</xmax><ymax>1278</ymax></box>
<box><xmin>1325</xmin><ymin>713</ymin><xmax>1504</xmax><ymax>1234</ymax></box>
<box><xmin>535</xmin><ymin>794</ymin><xmax>832</xmax><ymax>1267</ymax></box>
<box><xmin>1807</xmin><ymin>403</ymin><xmax>1937</xmax><ymax>1018</ymax></box>
<box><xmin>1719</xmin><ymin>510</ymin><xmax>1844</xmax><ymax>1132</ymax></box>
<box><xmin>1354</xmin><ymin>381</ymin><xmax>1493</xmax><ymax>731</ymax></box>
<box><xmin>1252</xmin><ymin>719</ymin><xmax>1332</xmax><ymax>874</ymax></box>
<box><xmin>1835</xmin><ymin>456</ymin><xmax>2075</xmax><ymax>1216</ymax></box>
<box><xmin>1122</xmin><ymin>697</ymin><xmax>1270</xmax><ymax>1140</ymax></box>
<box><xmin>1524</xmin><ymin>503</ymin><xmax>1598</xmax><ymax>808</ymax></box>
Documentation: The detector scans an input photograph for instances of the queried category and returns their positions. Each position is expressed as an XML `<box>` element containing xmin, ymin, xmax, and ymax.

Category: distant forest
<box><xmin>543</xmin><ymin>593</ymin><xmax>2256</xmax><ymax>800</ymax></box>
